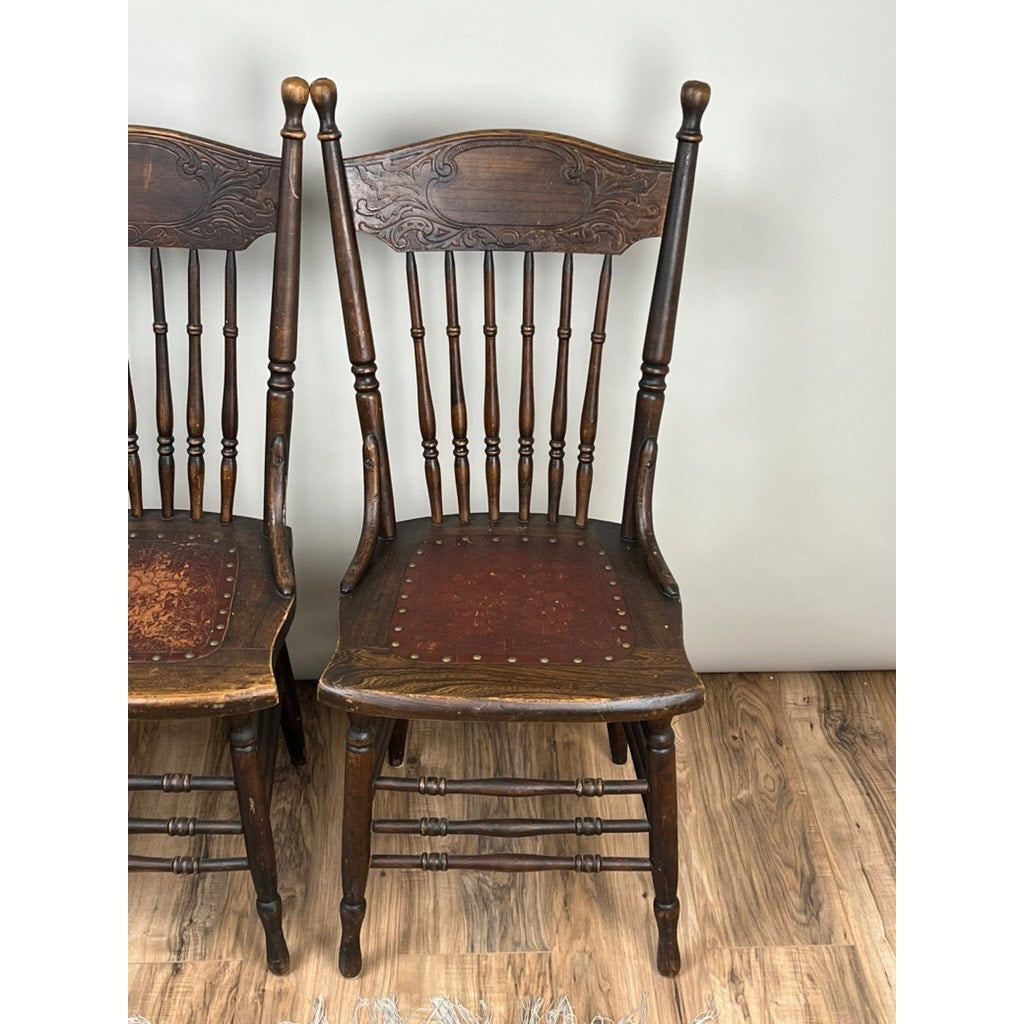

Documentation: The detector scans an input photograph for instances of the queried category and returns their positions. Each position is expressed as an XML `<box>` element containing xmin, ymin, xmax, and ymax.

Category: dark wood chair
<box><xmin>127</xmin><ymin>77</ymin><xmax>309</xmax><ymax>974</ymax></box>
<box><xmin>311</xmin><ymin>76</ymin><xmax>710</xmax><ymax>977</ymax></box>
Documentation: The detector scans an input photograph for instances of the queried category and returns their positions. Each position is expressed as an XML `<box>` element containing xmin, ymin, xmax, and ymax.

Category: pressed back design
<box><xmin>128</xmin><ymin>99</ymin><xmax>305</xmax><ymax>595</ymax></box>
<box><xmin>315</xmin><ymin>82</ymin><xmax>708</xmax><ymax>597</ymax></box>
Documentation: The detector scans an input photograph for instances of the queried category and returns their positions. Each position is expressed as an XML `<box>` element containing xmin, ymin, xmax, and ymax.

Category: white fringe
<box><xmin>130</xmin><ymin>992</ymin><xmax>715</xmax><ymax>1024</ymax></box>
<box><xmin>352</xmin><ymin>996</ymin><xmax>404</xmax><ymax>1024</ymax></box>
<box><xmin>281</xmin><ymin>994</ymin><xmax>331</xmax><ymax>1024</ymax></box>
<box><xmin>689</xmin><ymin>1000</ymin><xmax>718</xmax><ymax>1024</ymax></box>
<box><xmin>422</xmin><ymin>996</ymin><xmax>493</xmax><ymax>1024</ymax></box>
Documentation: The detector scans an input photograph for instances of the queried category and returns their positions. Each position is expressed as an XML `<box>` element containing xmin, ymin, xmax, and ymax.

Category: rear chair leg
<box><xmin>229</xmin><ymin>713</ymin><xmax>289</xmax><ymax>974</ymax></box>
<box><xmin>387</xmin><ymin>718</ymin><xmax>409</xmax><ymax>766</ymax></box>
<box><xmin>340</xmin><ymin>714</ymin><xmax>375</xmax><ymax>976</ymax></box>
<box><xmin>644</xmin><ymin>716</ymin><xmax>681</xmax><ymax>976</ymax></box>
<box><xmin>606</xmin><ymin>722</ymin><xmax>628</xmax><ymax>764</ymax></box>
<box><xmin>275</xmin><ymin>642</ymin><xmax>307</xmax><ymax>766</ymax></box>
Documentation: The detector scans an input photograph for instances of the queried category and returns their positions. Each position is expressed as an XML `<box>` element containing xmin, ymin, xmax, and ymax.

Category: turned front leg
<box><xmin>339</xmin><ymin>714</ymin><xmax>376</xmax><ymax>976</ymax></box>
<box><xmin>229</xmin><ymin>713</ymin><xmax>289</xmax><ymax>974</ymax></box>
<box><xmin>644</xmin><ymin>716</ymin><xmax>681</xmax><ymax>976</ymax></box>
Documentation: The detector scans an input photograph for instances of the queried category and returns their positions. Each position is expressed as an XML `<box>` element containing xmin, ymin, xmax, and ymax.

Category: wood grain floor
<box><xmin>128</xmin><ymin>671</ymin><xmax>895</xmax><ymax>1024</ymax></box>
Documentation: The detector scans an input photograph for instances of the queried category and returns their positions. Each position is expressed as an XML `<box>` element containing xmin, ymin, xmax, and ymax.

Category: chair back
<box><xmin>128</xmin><ymin>78</ymin><xmax>307</xmax><ymax>594</ymax></box>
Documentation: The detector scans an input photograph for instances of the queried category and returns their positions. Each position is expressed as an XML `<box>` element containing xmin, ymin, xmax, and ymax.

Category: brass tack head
<box><xmin>157</xmin><ymin>533</ymin><xmax>165</xmax><ymax>539</ymax></box>
<box><xmin>604</xmin><ymin>655</ymin><xmax>614</xmax><ymax>661</ymax></box>
<box><xmin>393</xmin><ymin>626</ymin><xmax>403</xmax><ymax>632</ymax></box>
<box><xmin>613</xmin><ymin>595</ymin><xmax>621</xmax><ymax>601</ymax></box>
<box><xmin>521</xmin><ymin>536</ymin><xmax>529</xmax><ymax>542</ymax></box>
<box><xmin>604</xmin><ymin>564</ymin><xmax>612</xmax><ymax>570</ymax></box>
<box><xmin>228</xmin><ymin>547</ymin><xmax>236</xmax><ymax>554</ymax></box>
<box><xmin>216</xmin><ymin>624</ymin><xmax>225</xmax><ymax>630</ymax></box>
<box><xmin>548</xmin><ymin>537</ymin><xmax>557</xmax><ymax>543</ymax></box>
<box><xmin>226</xmin><ymin>562</ymin><xmax>235</xmax><ymax>568</ymax></box>
<box><xmin>185</xmin><ymin>652</ymin><xmax>195</xmax><ymax>659</ymax></box>
<box><xmin>218</xmin><ymin>609</ymin><xmax>227</xmax><ymax>616</ymax></box>
<box><xmin>617</xmin><ymin>609</ymin><xmax>626</xmax><ymax>616</ymax></box>
<box><xmin>151</xmin><ymin>655</ymin><xmax>161</xmax><ymax>661</ymax></box>
<box><xmin>619</xmin><ymin>624</ymin><xmax>628</xmax><ymax>631</ymax></box>
<box><xmin>410</xmin><ymin>653</ymin><xmax>420</xmax><ymax>660</ymax></box>
<box><xmin>408</xmin><ymin>562</ymin><xmax>416</xmax><ymax>568</ymax></box>
<box><xmin>461</xmin><ymin>536</ymin><xmax>469</xmax><ymax>542</ymax></box>
<box><xmin>213</xmin><ymin>538</ymin><xmax>220</xmax><ymax>543</ymax></box>
<box><xmin>540</xmin><ymin>657</ymin><xmax>549</xmax><ymax>664</ymax></box>
<box><xmin>442</xmin><ymin>656</ymin><xmax>452</xmax><ymax>663</ymax></box>
<box><xmin>400</xmin><ymin>593</ymin><xmax>409</xmax><ymax>599</ymax></box>
<box><xmin>405</xmin><ymin>577</ymin><xmax>413</xmax><ymax>583</ymax></box>
<box><xmin>472</xmin><ymin>654</ymin><xmax>482</xmax><ymax>661</ymax></box>
<box><xmin>598</xmin><ymin>549</ymin><xmax>606</xmax><ymax>555</ymax></box>
<box><xmin>416</xmin><ymin>548</ymin><xmax>424</xmax><ymax>554</ymax></box>
<box><xmin>398</xmin><ymin>608</ymin><xmax>407</xmax><ymax>614</ymax></box>
<box><xmin>129</xmin><ymin>531</ymin><xmax>136</xmax><ymax>538</ymax></box>
<box><xmin>226</xmin><ymin>576</ymin><xmax>234</xmax><ymax>582</ymax></box>
<box><xmin>608</xmin><ymin>580</ymin><xmax>617</xmax><ymax>586</ymax></box>
<box><xmin>492</xmin><ymin>536</ymin><xmax>499</xmax><ymax>542</ymax></box>
<box><xmin>622</xmin><ymin>642</ymin><xmax>631</xmax><ymax>649</ymax></box>
<box><xmin>577</xmin><ymin>540</ymin><xmax>585</xmax><ymax>546</ymax></box>
<box><xmin>223</xmin><ymin>593</ymin><xmax>231</xmax><ymax>599</ymax></box>
<box><xmin>435</xmin><ymin>539</ymin><xmax>442</xmax><ymax>544</ymax></box>
<box><xmin>573</xmin><ymin>657</ymin><xmax>583</xmax><ymax>664</ymax></box>
<box><xmin>507</xmin><ymin>656</ymin><xmax>517</xmax><ymax>663</ymax></box>
<box><xmin>391</xmin><ymin>641</ymin><xmax>400</xmax><ymax>648</ymax></box>
<box><xmin>209</xmin><ymin>640</ymin><xmax>219</xmax><ymax>647</ymax></box>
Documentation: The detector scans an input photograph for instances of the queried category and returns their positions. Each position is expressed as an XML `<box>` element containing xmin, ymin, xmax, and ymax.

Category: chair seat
<box><xmin>129</xmin><ymin>513</ymin><xmax>294</xmax><ymax>719</ymax></box>
<box><xmin>319</xmin><ymin>514</ymin><xmax>703</xmax><ymax>722</ymax></box>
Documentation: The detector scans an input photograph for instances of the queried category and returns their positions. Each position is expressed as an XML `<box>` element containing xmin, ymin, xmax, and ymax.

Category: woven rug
<box><xmin>129</xmin><ymin>993</ymin><xmax>717</xmax><ymax>1024</ymax></box>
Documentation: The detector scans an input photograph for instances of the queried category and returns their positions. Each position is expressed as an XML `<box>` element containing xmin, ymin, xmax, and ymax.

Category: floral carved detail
<box><xmin>128</xmin><ymin>129</ymin><xmax>281</xmax><ymax>251</ymax></box>
<box><xmin>345</xmin><ymin>131</ymin><xmax>673</xmax><ymax>254</ymax></box>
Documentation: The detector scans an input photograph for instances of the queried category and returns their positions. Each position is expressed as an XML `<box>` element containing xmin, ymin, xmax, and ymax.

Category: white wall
<box><xmin>128</xmin><ymin>0</ymin><xmax>895</xmax><ymax>677</ymax></box>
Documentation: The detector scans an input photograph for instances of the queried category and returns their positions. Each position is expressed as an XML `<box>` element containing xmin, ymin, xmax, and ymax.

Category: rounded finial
<box><xmin>309</xmin><ymin>76</ymin><xmax>337</xmax><ymax>113</ymax></box>
<box><xmin>310</xmin><ymin>77</ymin><xmax>339</xmax><ymax>127</ymax></box>
<box><xmin>679</xmin><ymin>80</ymin><xmax>711</xmax><ymax>138</ymax></box>
<box><xmin>279</xmin><ymin>77</ymin><xmax>309</xmax><ymax>137</ymax></box>
<box><xmin>281</xmin><ymin>76</ymin><xmax>310</xmax><ymax>107</ymax></box>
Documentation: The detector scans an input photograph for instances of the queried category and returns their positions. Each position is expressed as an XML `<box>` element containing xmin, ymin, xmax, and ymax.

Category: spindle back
<box><xmin>128</xmin><ymin>79</ymin><xmax>306</xmax><ymax>594</ymax></box>
<box><xmin>313</xmin><ymin>79</ymin><xmax>708</xmax><ymax>574</ymax></box>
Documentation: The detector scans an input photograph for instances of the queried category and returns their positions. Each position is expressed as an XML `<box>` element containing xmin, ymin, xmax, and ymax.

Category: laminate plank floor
<box><xmin>128</xmin><ymin>671</ymin><xmax>895</xmax><ymax>1024</ymax></box>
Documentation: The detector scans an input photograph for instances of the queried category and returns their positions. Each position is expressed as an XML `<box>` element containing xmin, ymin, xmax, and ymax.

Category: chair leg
<box><xmin>229</xmin><ymin>713</ymin><xmax>289</xmax><ymax>974</ymax></box>
<box><xmin>340</xmin><ymin>713</ymin><xmax>375</xmax><ymax>977</ymax></box>
<box><xmin>644</xmin><ymin>716</ymin><xmax>681</xmax><ymax>976</ymax></box>
<box><xmin>387</xmin><ymin>718</ymin><xmax>409</xmax><ymax>766</ymax></box>
<box><xmin>275</xmin><ymin>642</ymin><xmax>307</xmax><ymax>766</ymax></box>
<box><xmin>606</xmin><ymin>722</ymin><xmax>628</xmax><ymax>764</ymax></box>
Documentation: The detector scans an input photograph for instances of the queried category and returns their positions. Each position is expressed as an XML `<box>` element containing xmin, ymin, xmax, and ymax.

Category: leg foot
<box><xmin>644</xmin><ymin>716</ymin><xmax>680</xmax><ymax>977</ymax></box>
<box><xmin>230</xmin><ymin>714</ymin><xmax>289</xmax><ymax>973</ymax></box>
<box><xmin>339</xmin><ymin>714</ymin><xmax>375</xmax><ymax>977</ymax></box>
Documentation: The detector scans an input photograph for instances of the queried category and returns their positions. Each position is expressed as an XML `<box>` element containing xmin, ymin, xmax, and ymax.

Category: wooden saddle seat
<box><xmin>127</xmin><ymin>77</ymin><xmax>309</xmax><ymax>975</ymax></box>
<box><xmin>321</xmin><ymin>514</ymin><xmax>703</xmax><ymax>722</ymax></box>
<box><xmin>128</xmin><ymin>515</ymin><xmax>294</xmax><ymax>717</ymax></box>
<box><xmin>311</xmin><ymin>75</ymin><xmax>711</xmax><ymax>979</ymax></box>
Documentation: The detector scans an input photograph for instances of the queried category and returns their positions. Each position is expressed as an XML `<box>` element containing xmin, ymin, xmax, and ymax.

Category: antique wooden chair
<box><xmin>127</xmin><ymin>77</ymin><xmax>309</xmax><ymax>974</ymax></box>
<box><xmin>312</xmin><ymin>76</ymin><xmax>710</xmax><ymax>977</ymax></box>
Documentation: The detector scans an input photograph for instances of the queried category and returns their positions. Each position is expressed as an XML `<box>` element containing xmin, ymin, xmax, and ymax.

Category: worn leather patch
<box><xmin>390</xmin><ymin>531</ymin><xmax>635</xmax><ymax>665</ymax></box>
<box><xmin>128</xmin><ymin>534</ymin><xmax>237</xmax><ymax>662</ymax></box>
